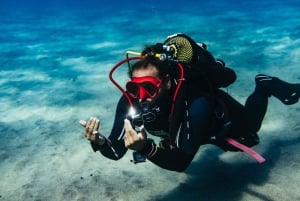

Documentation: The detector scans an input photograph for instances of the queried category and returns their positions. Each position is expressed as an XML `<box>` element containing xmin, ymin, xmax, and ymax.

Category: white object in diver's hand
<box><xmin>79</xmin><ymin>120</ymin><xmax>87</xmax><ymax>127</ymax></box>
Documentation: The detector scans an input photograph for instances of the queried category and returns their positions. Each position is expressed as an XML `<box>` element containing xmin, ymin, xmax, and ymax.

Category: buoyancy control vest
<box><xmin>141</xmin><ymin>33</ymin><xmax>237</xmax><ymax>147</ymax></box>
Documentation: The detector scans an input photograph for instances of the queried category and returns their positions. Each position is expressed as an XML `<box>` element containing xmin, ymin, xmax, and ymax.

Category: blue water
<box><xmin>1</xmin><ymin>0</ymin><xmax>300</xmax><ymax>200</ymax></box>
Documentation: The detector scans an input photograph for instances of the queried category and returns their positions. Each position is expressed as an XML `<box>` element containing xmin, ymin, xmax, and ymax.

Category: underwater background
<box><xmin>1</xmin><ymin>0</ymin><xmax>300</xmax><ymax>200</ymax></box>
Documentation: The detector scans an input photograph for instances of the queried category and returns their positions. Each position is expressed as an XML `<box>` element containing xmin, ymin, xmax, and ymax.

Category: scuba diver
<box><xmin>80</xmin><ymin>33</ymin><xmax>300</xmax><ymax>172</ymax></box>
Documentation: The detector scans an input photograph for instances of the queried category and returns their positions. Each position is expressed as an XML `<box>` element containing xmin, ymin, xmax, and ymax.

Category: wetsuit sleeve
<box><xmin>138</xmin><ymin>141</ymin><xmax>194</xmax><ymax>172</ymax></box>
<box><xmin>138</xmin><ymin>97</ymin><xmax>213</xmax><ymax>172</ymax></box>
<box><xmin>90</xmin><ymin>96</ymin><xmax>129</xmax><ymax>160</ymax></box>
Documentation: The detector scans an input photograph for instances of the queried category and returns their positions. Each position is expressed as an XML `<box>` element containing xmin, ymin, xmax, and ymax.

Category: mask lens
<box><xmin>126</xmin><ymin>82</ymin><xmax>139</xmax><ymax>98</ymax></box>
<box><xmin>141</xmin><ymin>82</ymin><xmax>158</xmax><ymax>97</ymax></box>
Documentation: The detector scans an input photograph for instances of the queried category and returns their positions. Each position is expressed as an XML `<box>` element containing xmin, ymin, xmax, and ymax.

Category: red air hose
<box><xmin>109</xmin><ymin>56</ymin><xmax>144</xmax><ymax>107</ymax></box>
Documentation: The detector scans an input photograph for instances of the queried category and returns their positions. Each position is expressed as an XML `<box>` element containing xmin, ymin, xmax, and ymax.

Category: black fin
<box><xmin>256</xmin><ymin>74</ymin><xmax>300</xmax><ymax>105</ymax></box>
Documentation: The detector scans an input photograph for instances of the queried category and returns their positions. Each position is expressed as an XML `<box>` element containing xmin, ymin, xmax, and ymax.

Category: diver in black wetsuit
<box><xmin>81</xmin><ymin>34</ymin><xmax>300</xmax><ymax>172</ymax></box>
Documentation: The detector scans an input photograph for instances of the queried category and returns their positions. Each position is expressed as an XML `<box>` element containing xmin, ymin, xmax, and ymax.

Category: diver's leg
<box><xmin>215</xmin><ymin>90</ymin><xmax>260</xmax><ymax>150</ymax></box>
<box><xmin>244</xmin><ymin>81</ymin><xmax>269</xmax><ymax>132</ymax></box>
<box><xmin>245</xmin><ymin>74</ymin><xmax>300</xmax><ymax>132</ymax></box>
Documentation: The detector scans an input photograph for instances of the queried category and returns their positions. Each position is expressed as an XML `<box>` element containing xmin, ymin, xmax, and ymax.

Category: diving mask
<box><xmin>126</xmin><ymin>76</ymin><xmax>163</xmax><ymax>99</ymax></box>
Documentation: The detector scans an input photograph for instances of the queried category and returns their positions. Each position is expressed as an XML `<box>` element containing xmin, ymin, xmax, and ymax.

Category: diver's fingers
<box><xmin>124</xmin><ymin>119</ymin><xmax>136</xmax><ymax>137</ymax></box>
<box><xmin>94</xmin><ymin>118</ymin><xmax>100</xmax><ymax>131</ymax></box>
<box><xmin>89</xmin><ymin>118</ymin><xmax>96</xmax><ymax>130</ymax></box>
<box><xmin>85</xmin><ymin>117</ymin><xmax>94</xmax><ymax>131</ymax></box>
<box><xmin>88</xmin><ymin>117</ymin><xmax>100</xmax><ymax>132</ymax></box>
<box><xmin>139</xmin><ymin>125</ymin><xmax>147</xmax><ymax>140</ymax></box>
<box><xmin>124</xmin><ymin>119</ymin><xmax>132</xmax><ymax>131</ymax></box>
<box><xmin>124</xmin><ymin>119</ymin><xmax>130</xmax><ymax>129</ymax></box>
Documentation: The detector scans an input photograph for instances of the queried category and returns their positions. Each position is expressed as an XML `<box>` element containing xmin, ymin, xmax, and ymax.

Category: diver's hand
<box><xmin>124</xmin><ymin>119</ymin><xmax>147</xmax><ymax>151</ymax></box>
<box><xmin>80</xmin><ymin>117</ymin><xmax>105</xmax><ymax>145</ymax></box>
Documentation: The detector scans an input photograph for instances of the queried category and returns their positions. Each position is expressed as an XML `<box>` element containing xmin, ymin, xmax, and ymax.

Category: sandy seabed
<box><xmin>1</xmin><ymin>2</ymin><xmax>300</xmax><ymax>200</ymax></box>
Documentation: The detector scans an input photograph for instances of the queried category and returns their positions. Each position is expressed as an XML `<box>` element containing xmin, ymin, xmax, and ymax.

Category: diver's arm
<box><xmin>138</xmin><ymin>141</ymin><xmax>194</xmax><ymax>172</ymax></box>
<box><xmin>123</xmin><ymin>120</ymin><xmax>194</xmax><ymax>172</ymax></box>
<box><xmin>122</xmin><ymin>115</ymin><xmax>194</xmax><ymax>172</ymax></box>
<box><xmin>138</xmin><ymin>97</ymin><xmax>212</xmax><ymax>172</ymax></box>
<box><xmin>91</xmin><ymin>96</ymin><xmax>129</xmax><ymax>160</ymax></box>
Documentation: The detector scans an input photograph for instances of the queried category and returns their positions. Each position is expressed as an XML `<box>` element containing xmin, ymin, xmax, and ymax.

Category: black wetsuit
<box><xmin>91</xmin><ymin>64</ymin><xmax>267</xmax><ymax>172</ymax></box>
